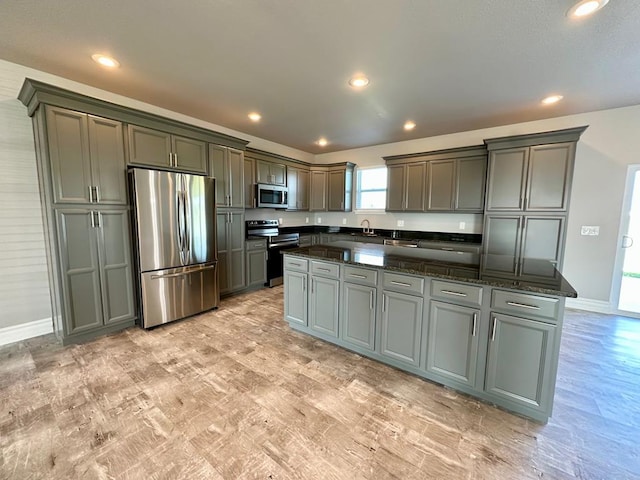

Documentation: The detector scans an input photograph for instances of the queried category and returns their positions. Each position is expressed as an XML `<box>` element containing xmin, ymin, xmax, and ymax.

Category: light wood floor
<box><xmin>1</xmin><ymin>286</ymin><xmax>639</xmax><ymax>479</ymax></box>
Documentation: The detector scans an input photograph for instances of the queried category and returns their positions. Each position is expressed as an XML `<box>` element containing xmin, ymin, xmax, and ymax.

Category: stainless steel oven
<box><xmin>256</xmin><ymin>184</ymin><xmax>288</xmax><ymax>209</ymax></box>
<box><xmin>246</xmin><ymin>220</ymin><xmax>299</xmax><ymax>286</ymax></box>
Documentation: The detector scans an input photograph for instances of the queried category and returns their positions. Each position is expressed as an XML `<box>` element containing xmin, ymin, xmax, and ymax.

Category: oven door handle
<box><xmin>269</xmin><ymin>241</ymin><xmax>299</xmax><ymax>248</ymax></box>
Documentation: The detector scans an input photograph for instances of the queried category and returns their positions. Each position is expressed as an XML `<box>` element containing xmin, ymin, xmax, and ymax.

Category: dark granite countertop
<box><xmin>280</xmin><ymin>226</ymin><xmax>482</xmax><ymax>244</ymax></box>
<box><xmin>284</xmin><ymin>240</ymin><xmax>577</xmax><ymax>298</ymax></box>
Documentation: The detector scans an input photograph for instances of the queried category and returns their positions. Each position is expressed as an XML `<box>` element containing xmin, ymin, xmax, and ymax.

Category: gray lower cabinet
<box><xmin>341</xmin><ymin>282</ymin><xmax>376</xmax><ymax>351</ymax></box>
<box><xmin>380</xmin><ymin>290</ymin><xmax>423</xmax><ymax>367</ymax></box>
<box><xmin>46</xmin><ymin>106</ymin><xmax>127</xmax><ymax>205</ymax></box>
<box><xmin>127</xmin><ymin>124</ymin><xmax>207</xmax><ymax>174</ymax></box>
<box><xmin>56</xmin><ymin>208</ymin><xmax>136</xmax><ymax>336</ymax></box>
<box><xmin>485</xmin><ymin>313</ymin><xmax>557</xmax><ymax>413</ymax></box>
<box><xmin>216</xmin><ymin>210</ymin><xmax>245</xmax><ymax>295</ymax></box>
<box><xmin>245</xmin><ymin>239</ymin><xmax>267</xmax><ymax>288</ymax></box>
<box><xmin>284</xmin><ymin>270</ymin><xmax>308</xmax><ymax>325</ymax></box>
<box><xmin>426</xmin><ymin>301</ymin><xmax>480</xmax><ymax>387</ymax></box>
<box><xmin>309</xmin><ymin>275</ymin><xmax>340</xmax><ymax>337</ymax></box>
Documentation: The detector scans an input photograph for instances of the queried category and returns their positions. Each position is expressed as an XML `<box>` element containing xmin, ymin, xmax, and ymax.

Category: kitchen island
<box><xmin>283</xmin><ymin>241</ymin><xmax>577</xmax><ymax>422</ymax></box>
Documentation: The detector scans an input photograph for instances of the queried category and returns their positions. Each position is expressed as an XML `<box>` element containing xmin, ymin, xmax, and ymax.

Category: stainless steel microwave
<box><xmin>256</xmin><ymin>183</ymin><xmax>288</xmax><ymax>209</ymax></box>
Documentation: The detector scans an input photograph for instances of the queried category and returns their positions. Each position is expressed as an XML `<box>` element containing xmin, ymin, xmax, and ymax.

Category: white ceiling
<box><xmin>1</xmin><ymin>0</ymin><xmax>639</xmax><ymax>154</ymax></box>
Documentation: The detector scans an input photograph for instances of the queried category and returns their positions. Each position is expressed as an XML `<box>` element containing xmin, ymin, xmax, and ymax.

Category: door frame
<box><xmin>611</xmin><ymin>164</ymin><xmax>640</xmax><ymax>318</ymax></box>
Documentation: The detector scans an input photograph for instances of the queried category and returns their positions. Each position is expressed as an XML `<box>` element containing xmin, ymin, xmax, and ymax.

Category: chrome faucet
<box><xmin>361</xmin><ymin>219</ymin><xmax>372</xmax><ymax>235</ymax></box>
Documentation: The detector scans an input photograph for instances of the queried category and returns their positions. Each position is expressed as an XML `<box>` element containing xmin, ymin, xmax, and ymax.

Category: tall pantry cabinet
<box><xmin>482</xmin><ymin>127</ymin><xmax>587</xmax><ymax>277</ymax></box>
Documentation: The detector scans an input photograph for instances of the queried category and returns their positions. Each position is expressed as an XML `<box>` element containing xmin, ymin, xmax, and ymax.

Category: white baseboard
<box><xmin>0</xmin><ymin>318</ymin><xmax>53</xmax><ymax>347</ymax></box>
<box><xmin>565</xmin><ymin>298</ymin><xmax>614</xmax><ymax>314</ymax></box>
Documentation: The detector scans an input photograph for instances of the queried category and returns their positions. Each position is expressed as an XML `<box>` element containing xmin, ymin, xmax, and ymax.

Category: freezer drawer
<box><xmin>140</xmin><ymin>262</ymin><xmax>218</xmax><ymax>328</ymax></box>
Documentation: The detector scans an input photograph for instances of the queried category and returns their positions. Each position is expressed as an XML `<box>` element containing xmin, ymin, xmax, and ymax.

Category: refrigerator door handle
<box><xmin>150</xmin><ymin>263</ymin><xmax>217</xmax><ymax>280</ymax></box>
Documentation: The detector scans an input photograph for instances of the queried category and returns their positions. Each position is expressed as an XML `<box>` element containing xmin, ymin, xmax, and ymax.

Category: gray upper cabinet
<box><xmin>209</xmin><ymin>144</ymin><xmax>244</xmax><ymax>208</ymax></box>
<box><xmin>485</xmin><ymin>312</ymin><xmax>557</xmax><ymax>414</ymax></box>
<box><xmin>46</xmin><ymin>106</ymin><xmax>127</xmax><ymax>205</ymax></box>
<box><xmin>56</xmin><ymin>208</ymin><xmax>135</xmax><ymax>335</ymax></box>
<box><xmin>386</xmin><ymin>162</ymin><xmax>427</xmax><ymax>212</ymax></box>
<box><xmin>216</xmin><ymin>210</ymin><xmax>245</xmax><ymax>295</ymax></box>
<box><xmin>127</xmin><ymin>125</ymin><xmax>207</xmax><ymax>174</ymax></box>
<box><xmin>244</xmin><ymin>157</ymin><xmax>256</xmax><ymax>208</ymax></box>
<box><xmin>426</xmin><ymin>301</ymin><xmax>480</xmax><ymax>388</ymax></box>
<box><xmin>310</xmin><ymin>170</ymin><xmax>328</xmax><ymax>211</ymax></box>
<box><xmin>486</xmin><ymin>142</ymin><xmax>575</xmax><ymax>213</ymax></box>
<box><xmin>287</xmin><ymin>167</ymin><xmax>310</xmax><ymax>211</ymax></box>
<box><xmin>456</xmin><ymin>156</ymin><xmax>487</xmax><ymax>211</ymax></box>
<box><xmin>385</xmin><ymin>146</ymin><xmax>487</xmax><ymax>213</ymax></box>
<box><xmin>520</xmin><ymin>216</ymin><xmax>565</xmax><ymax>274</ymax></box>
<box><xmin>427</xmin><ymin>160</ymin><xmax>455</xmax><ymax>211</ymax></box>
<box><xmin>328</xmin><ymin>165</ymin><xmax>354</xmax><ymax>211</ymax></box>
<box><xmin>483</xmin><ymin>215</ymin><xmax>522</xmax><ymax>275</ymax></box>
<box><xmin>256</xmin><ymin>159</ymin><xmax>286</xmax><ymax>185</ymax></box>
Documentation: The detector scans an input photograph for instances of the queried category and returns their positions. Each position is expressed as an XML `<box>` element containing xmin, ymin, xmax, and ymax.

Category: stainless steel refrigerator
<box><xmin>130</xmin><ymin>168</ymin><xmax>219</xmax><ymax>328</ymax></box>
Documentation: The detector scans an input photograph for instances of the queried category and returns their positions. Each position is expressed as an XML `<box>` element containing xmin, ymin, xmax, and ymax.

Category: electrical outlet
<box><xmin>278</xmin><ymin>218</ymin><xmax>283</xmax><ymax>225</ymax></box>
<box><xmin>342</xmin><ymin>218</ymin><xmax>347</xmax><ymax>225</ymax></box>
<box><xmin>317</xmin><ymin>217</ymin><xmax>322</xmax><ymax>224</ymax></box>
<box><xmin>397</xmin><ymin>220</ymin><xmax>405</xmax><ymax>227</ymax></box>
<box><xmin>305</xmin><ymin>217</ymin><xmax>309</xmax><ymax>224</ymax></box>
<box><xmin>581</xmin><ymin>225</ymin><xmax>600</xmax><ymax>236</ymax></box>
<box><xmin>459</xmin><ymin>222</ymin><xmax>466</xmax><ymax>230</ymax></box>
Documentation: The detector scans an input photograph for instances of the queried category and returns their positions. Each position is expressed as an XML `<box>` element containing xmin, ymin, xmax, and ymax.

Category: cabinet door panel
<box><xmin>46</xmin><ymin>107</ymin><xmax>92</xmax><ymax>204</ymax></box>
<box><xmin>228</xmin><ymin>211</ymin><xmax>245</xmax><ymax>292</ymax></box>
<box><xmin>173</xmin><ymin>136</ymin><xmax>207</xmax><ymax>174</ymax></box>
<box><xmin>486</xmin><ymin>148</ymin><xmax>528</xmax><ymax>211</ymax></box>
<box><xmin>88</xmin><ymin>116</ymin><xmax>127</xmax><ymax>205</ymax></box>
<box><xmin>97</xmin><ymin>210</ymin><xmax>136</xmax><ymax>324</ymax></box>
<box><xmin>483</xmin><ymin>216</ymin><xmax>521</xmax><ymax>274</ymax></box>
<box><xmin>298</xmin><ymin>169</ymin><xmax>310</xmax><ymax>210</ymax></box>
<box><xmin>127</xmin><ymin>125</ymin><xmax>171</xmax><ymax>168</ymax></box>
<box><xmin>485</xmin><ymin>313</ymin><xmax>556</xmax><ymax>412</ymax></box>
<box><xmin>256</xmin><ymin>160</ymin><xmax>271</xmax><ymax>184</ymax></box>
<box><xmin>428</xmin><ymin>160</ymin><xmax>455</xmax><ymax>210</ymax></box>
<box><xmin>328</xmin><ymin>170</ymin><xmax>345</xmax><ymax>211</ymax></box>
<box><xmin>386</xmin><ymin>164</ymin><xmax>406</xmax><ymax>211</ymax></box>
<box><xmin>309</xmin><ymin>170</ymin><xmax>327</xmax><ymax>211</ymax></box>
<box><xmin>209</xmin><ymin>144</ymin><xmax>229</xmax><ymax>206</ymax></box>
<box><xmin>244</xmin><ymin>158</ymin><xmax>256</xmax><ymax>208</ymax></box>
<box><xmin>405</xmin><ymin>162</ymin><xmax>427</xmax><ymax>211</ymax></box>
<box><xmin>246</xmin><ymin>249</ymin><xmax>267</xmax><ymax>287</ymax></box>
<box><xmin>284</xmin><ymin>271</ymin><xmax>308</xmax><ymax>325</ymax></box>
<box><xmin>342</xmin><ymin>283</ymin><xmax>376</xmax><ymax>351</ymax></box>
<box><xmin>310</xmin><ymin>276</ymin><xmax>339</xmax><ymax>337</ymax></box>
<box><xmin>287</xmin><ymin>168</ymin><xmax>299</xmax><ymax>209</ymax></box>
<box><xmin>56</xmin><ymin>210</ymin><xmax>103</xmax><ymax>333</ymax></box>
<box><xmin>380</xmin><ymin>291</ymin><xmax>423</xmax><ymax>366</ymax></box>
<box><xmin>521</xmin><ymin>216</ymin><xmax>565</xmax><ymax>274</ymax></box>
<box><xmin>271</xmin><ymin>163</ymin><xmax>286</xmax><ymax>186</ymax></box>
<box><xmin>456</xmin><ymin>156</ymin><xmax>487</xmax><ymax>211</ymax></box>
<box><xmin>427</xmin><ymin>302</ymin><xmax>479</xmax><ymax>387</ymax></box>
<box><xmin>228</xmin><ymin>148</ymin><xmax>244</xmax><ymax>208</ymax></box>
<box><xmin>216</xmin><ymin>212</ymin><xmax>230</xmax><ymax>293</ymax></box>
<box><xmin>526</xmin><ymin>143</ymin><xmax>572</xmax><ymax>211</ymax></box>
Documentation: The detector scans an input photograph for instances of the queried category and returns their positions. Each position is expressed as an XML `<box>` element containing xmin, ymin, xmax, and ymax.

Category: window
<box><xmin>356</xmin><ymin>167</ymin><xmax>387</xmax><ymax>210</ymax></box>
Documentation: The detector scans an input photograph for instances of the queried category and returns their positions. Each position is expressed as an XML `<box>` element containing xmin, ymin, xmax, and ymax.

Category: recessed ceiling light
<box><xmin>91</xmin><ymin>54</ymin><xmax>120</xmax><ymax>68</ymax></box>
<box><xmin>348</xmin><ymin>75</ymin><xmax>369</xmax><ymax>88</ymax></box>
<box><xmin>317</xmin><ymin>138</ymin><xmax>328</xmax><ymax>147</ymax></box>
<box><xmin>404</xmin><ymin>121</ymin><xmax>416</xmax><ymax>131</ymax></box>
<box><xmin>541</xmin><ymin>95</ymin><xmax>564</xmax><ymax>105</ymax></box>
<box><xmin>248</xmin><ymin>112</ymin><xmax>261</xmax><ymax>122</ymax></box>
<box><xmin>567</xmin><ymin>0</ymin><xmax>608</xmax><ymax>18</ymax></box>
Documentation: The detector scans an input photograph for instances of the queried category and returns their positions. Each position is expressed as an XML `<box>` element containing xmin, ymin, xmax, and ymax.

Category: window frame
<box><xmin>354</xmin><ymin>166</ymin><xmax>388</xmax><ymax>213</ymax></box>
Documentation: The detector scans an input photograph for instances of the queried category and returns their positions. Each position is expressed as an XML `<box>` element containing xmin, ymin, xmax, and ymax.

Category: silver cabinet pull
<box><xmin>349</xmin><ymin>273</ymin><xmax>367</xmax><ymax>279</ymax></box>
<box><xmin>89</xmin><ymin>211</ymin><xmax>95</xmax><ymax>228</ymax></box>
<box><xmin>311</xmin><ymin>278</ymin><xmax>314</xmax><ymax>294</ymax></box>
<box><xmin>369</xmin><ymin>290</ymin><xmax>374</xmax><ymax>310</ymax></box>
<box><xmin>94</xmin><ymin>186</ymin><xmax>100</xmax><ymax>203</ymax></box>
<box><xmin>472</xmin><ymin>313</ymin><xmax>477</xmax><ymax>337</ymax></box>
<box><xmin>302</xmin><ymin>277</ymin><xmax>306</xmax><ymax>291</ymax></box>
<box><xmin>441</xmin><ymin>247</ymin><xmax>454</xmax><ymax>251</ymax></box>
<box><xmin>290</xmin><ymin>262</ymin><xmax>301</xmax><ymax>267</ymax></box>
<box><xmin>169</xmin><ymin>152</ymin><xmax>173</xmax><ymax>166</ymax></box>
<box><xmin>382</xmin><ymin>294</ymin><xmax>386</xmax><ymax>312</ymax></box>
<box><xmin>88</xmin><ymin>186</ymin><xmax>95</xmax><ymax>203</ymax></box>
<box><xmin>491</xmin><ymin>317</ymin><xmax>497</xmax><ymax>341</ymax></box>
<box><xmin>506</xmin><ymin>301</ymin><xmax>541</xmax><ymax>310</ymax></box>
<box><xmin>390</xmin><ymin>280</ymin><xmax>412</xmax><ymax>287</ymax></box>
<box><xmin>317</xmin><ymin>267</ymin><xmax>331</xmax><ymax>272</ymax></box>
<box><xmin>441</xmin><ymin>289</ymin><xmax>467</xmax><ymax>297</ymax></box>
<box><xmin>174</xmin><ymin>153</ymin><xmax>178</xmax><ymax>165</ymax></box>
<box><xmin>95</xmin><ymin>211</ymin><xmax>101</xmax><ymax>228</ymax></box>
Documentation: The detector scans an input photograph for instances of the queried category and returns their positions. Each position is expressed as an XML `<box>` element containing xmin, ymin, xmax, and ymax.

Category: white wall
<box><xmin>316</xmin><ymin>106</ymin><xmax>640</xmax><ymax>306</ymax></box>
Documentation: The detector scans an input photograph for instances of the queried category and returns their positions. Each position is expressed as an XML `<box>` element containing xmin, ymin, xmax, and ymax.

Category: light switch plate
<box><xmin>397</xmin><ymin>220</ymin><xmax>405</xmax><ymax>227</ymax></box>
<box><xmin>278</xmin><ymin>218</ymin><xmax>283</xmax><ymax>225</ymax></box>
<box><xmin>317</xmin><ymin>217</ymin><xmax>322</xmax><ymax>224</ymax></box>
<box><xmin>342</xmin><ymin>218</ymin><xmax>347</xmax><ymax>225</ymax></box>
<box><xmin>305</xmin><ymin>217</ymin><xmax>309</xmax><ymax>224</ymax></box>
<box><xmin>581</xmin><ymin>226</ymin><xmax>600</xmax><ymax>236</ymax></box>
<box><xmin>459</xmin><ymin>222</ymin><xmax>466</xmax><ymax>230</ymax></box>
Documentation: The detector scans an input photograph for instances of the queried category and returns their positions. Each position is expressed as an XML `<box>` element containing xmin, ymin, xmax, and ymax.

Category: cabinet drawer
<box><xmin>431</xmin><ymin>280</ymin><xmax>483</xmax><ymax>306</ymax></box>
<box><xmin>284</xmin><ymin>256</ymin><xmax>308</xmax><ymax>272</ymax></box>
<box><xmin>311</xmin><ymin>260</ymin><xmax>340</xmax><ymax>278</ymax></box>
<box><xmin>491</xmin><ymin>289</ymin><xmax>559</xmax><ymax>321</ymax></box>
<box><xmin>245</xmin><ymin>238</ymin><xmax>267</xmax><ymax>251</ymax></box>
<box><xmin>382</xmin><ymin>272</ymin><xmax>424</xmax><ymax>295</ymax></box>
<box><xmin>343</xmin><ymin>265</ymin><xmax>378</xmax><ymax>286</ymax></box>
